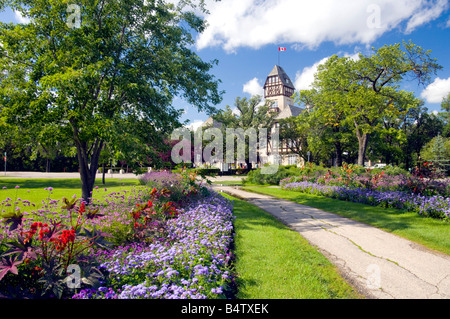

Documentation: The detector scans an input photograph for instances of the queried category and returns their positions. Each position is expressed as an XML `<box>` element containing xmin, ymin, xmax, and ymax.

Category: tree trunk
<box><xmin>75</xmin><ymin>139</ymin><xmax>104</xmax><ymax>204</ymax></box>
<box><xmin>357</xmin><ymin>133</ymin><xmax>369</xmax><ymax>166</ymax></box>
<box><xmin>354</xmin><ymin>121</ymin><xmax>370</xmax><ymax>166</ymax></box>
<box><xmin>335</xmin><ymin>142</ymin><xmax>343</xmax><ymax>167</ymax></box>
<box><xmin>245</xmin><ymin>158</ymin><xmax>253</xmax><ymax>171</ymax></box>
<box><xmin>102</xmin><ymin>163</ymin><xmax>106</xmax><ymax>185</ymax></box>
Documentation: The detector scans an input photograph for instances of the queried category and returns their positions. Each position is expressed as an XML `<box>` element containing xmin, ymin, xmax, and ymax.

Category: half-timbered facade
<box><xmin>263</xmin><ymin>65</ymin><xmax>304</xmax><ymax>167</ymax></box>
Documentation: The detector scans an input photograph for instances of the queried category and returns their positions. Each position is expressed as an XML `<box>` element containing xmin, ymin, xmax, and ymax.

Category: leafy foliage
<box><xmin>0</xmin><ymin>0</ymin><xmax>222</xmax><ymax>202</ymax></box>
<box><xmin>298</xmin><ymin>41</ymin><xmax>442</xmax><ymax>166</ymax></box>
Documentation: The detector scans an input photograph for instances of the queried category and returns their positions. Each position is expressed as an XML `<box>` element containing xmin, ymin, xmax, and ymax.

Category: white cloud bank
<box><xmin>294</xmin><ymin>57</ymin><xmax>330</xmax><ymax>91</ymax></box>
<box><xmin>196</xmin><ymin>0</ymin><xmax>449</xmax><ymax>52</ymax></box>
<box><xmin>243</xmin><ymin>77</ymin><xmax>264</xmax><ymax>97</ymax></box>
<box><xmin>421</xmin><ymin>77</ymin><xmax>450</xmax><ymax>103</ymax></box>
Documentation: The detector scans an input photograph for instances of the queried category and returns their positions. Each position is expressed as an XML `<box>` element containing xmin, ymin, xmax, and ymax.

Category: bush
<box><xmin>245</xmin><ymin>167</ymin><xmax>290</xmax><ymax>185</ymax></box>
<box><xmin>369</xmin><ymin>165</ymin><xmax>409</xmax><ymax>176</ymax></box>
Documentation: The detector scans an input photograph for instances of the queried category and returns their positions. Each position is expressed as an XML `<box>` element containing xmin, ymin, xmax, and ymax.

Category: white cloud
<box><xmin>405</xmin><ymin>0</ymin><xmax>449</xmax><ymax>33</ymax></box>
<box><xmin>187</xmin><ymin>119</ymin><xmax>204</xmax><ymax>131</ymax></box>
<box><xmin>14</xmin><ymin>10</ymin><xmax>31</xmax><ymax>24</ymax></box>
<box><xmin>294</xmin><ymin>57</ymin><xmax>330</xmax><ymax>91</ymax></box>
<box><xmin>243</xmin><ymin>77</ymin><xmax>264</xmax><ymax>97</ymax></box>
<box><xmin>293</xmin><ymin>51</ymin><xmax>361</xmax><ymax>91</ymax></box>
<box><xmin>421</xmin><ymin>77</ymin><xmax>450</xmax><ymax>103</ymax></box>
<box><xmin>196</xmin><ymin>0</ymin><xmax>447</xmax><ymax>52</ymax></box>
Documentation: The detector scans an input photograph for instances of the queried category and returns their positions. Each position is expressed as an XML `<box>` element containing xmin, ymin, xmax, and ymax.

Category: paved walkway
<box><xmin>215</xmin><ymin>185</ymin><xmax>450</xmax><ymax>299</ymax></box>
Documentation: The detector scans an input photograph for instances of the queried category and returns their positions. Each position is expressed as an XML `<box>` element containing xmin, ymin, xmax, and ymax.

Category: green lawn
<box><xmin>241</xmin><ymin>186</ymin><xmax>450</xmax><ymax>256</ymax></box>
<box><xmin>222</xmin><ymin>193</ymin><xmax>363</xmax><ymax>299</ymax></box>
<box><xmin>0</xmin><ymin>178</ymin><xmax>140</xmax><ymax>209</ymax></box>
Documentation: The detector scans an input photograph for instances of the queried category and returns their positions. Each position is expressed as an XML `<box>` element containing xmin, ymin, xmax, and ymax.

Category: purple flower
<box><xmin>72</xmin><ymin>191</ymin><xmax>234</xmax><ymax>300</ymax></box>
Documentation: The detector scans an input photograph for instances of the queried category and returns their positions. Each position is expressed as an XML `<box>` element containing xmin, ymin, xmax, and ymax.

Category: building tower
<box><xmin>263</xmin><ymin>65</ymin><xmax>296</xmax><ymax>114</ymax></box>
<box><xmin>263</xmin><ymin>65</ymin><xmax>304</xmax><ymax>166</ymax></box>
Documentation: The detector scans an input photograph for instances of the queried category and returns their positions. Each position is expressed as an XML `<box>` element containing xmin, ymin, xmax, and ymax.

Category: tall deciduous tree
<box><xmin>213</xmin><ymin>95</ymin><xmax>277</xmax><ymax>170</ymax></box>
<box><xmin>295</xmin><ymin>89</ymin><xmax>357</xmax><ymax>166</ymax></box>
<box><xmin>308</xmin><ymin>41</ymin><xmax>441</xmax><ymax>166</ymax></box>
<box><xmin>0</xmin><ymin>0</ymin><xmax>222</xmax><ymax>202</ymax></box>
<box><xmin>441</xmin><ymin>92</ymin><xmax>450</xmax><ymax>137</ymax></box>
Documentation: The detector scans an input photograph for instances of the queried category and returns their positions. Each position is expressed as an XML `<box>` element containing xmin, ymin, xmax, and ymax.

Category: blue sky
<box><xmin>2</xmin><ymin>1</ymin><xmax>450</xmax><ymax>131</ymax></box>
<box><xmin>181</xmin><ymin>0</ymin><xmax>450</xmax><ymax>130</ymax></box>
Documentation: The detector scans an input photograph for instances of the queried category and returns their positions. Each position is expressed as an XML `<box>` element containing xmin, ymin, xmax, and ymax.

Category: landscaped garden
<box><xmin>0</xmin><ymin>170</ymin><xmax>235</xmax><ymax>299</ymax></box>
<box><xmin>1</xmin><ymin>161</ymin><xmax>449</xmax><ymax>299</ymax></box>
<box><xmin>241</xmin><ymin>162</ymin><xmax>450</xmax><ymax>255</ymax></box>
<box><xmin>0</xmin><ymin>169</ymin><xmax>367</xmax><ymax>300</ymax></box>
<box><xmin>279</xmin><ymin>162</ymin><xmax>450</xmax><ymax>221</ymax></box>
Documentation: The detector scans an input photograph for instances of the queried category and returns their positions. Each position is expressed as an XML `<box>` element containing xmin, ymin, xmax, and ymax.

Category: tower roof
<box><xmin>266</xmin><ymin>65</ymin><xmax>295</xmax><ymax>90</ymax></box>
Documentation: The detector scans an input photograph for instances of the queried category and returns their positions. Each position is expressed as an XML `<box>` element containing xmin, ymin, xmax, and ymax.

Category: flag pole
<box><xmin>277</xmin><ymin>47</ymin><xmax>286</xmax><ymax>66</ymax></box>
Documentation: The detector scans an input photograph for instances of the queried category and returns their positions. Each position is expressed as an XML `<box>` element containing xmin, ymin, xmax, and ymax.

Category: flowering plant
<box><xmin>128</xmin><ymin>188</ymin><xmax>180</xmax><ymax>243</ymax></box>
<box><xmin>0</xmin><ymin>198</ymin><xmax>110</xmax><ymax>298</ymax></box>
<box><xmin>73</xmin><ymin>192</ymin><xmax>235</xmax><ymax>300</ymax></box>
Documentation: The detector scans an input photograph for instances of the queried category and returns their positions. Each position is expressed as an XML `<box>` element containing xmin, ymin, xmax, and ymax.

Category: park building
<box><xmin>263</xmin><ymin>65</ymin><xmax>304</xmax><ymax>167</ymax></box>
<box><xmin>200</xmin><ymin>65</ymin><xmax>305</xmax><ymax>170</ymax></box>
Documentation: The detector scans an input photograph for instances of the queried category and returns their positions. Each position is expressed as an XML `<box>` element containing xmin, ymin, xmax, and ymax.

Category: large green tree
<box><xmin>441</xmin><ymin>92</ymin><xmax>450</xmax><ymax>137</ymax></box>
<box><xmin>213</xmin><ymin>95</ymin><xmax>277</xmax><ymax>169</ymax></box>
<box><xmin>0</xmin><ymin>0</ymin><xmax>222</xmax><ymax>202</ymax></box>
<box><xmin>308</xmin><ymin>41</ymin><xmax>441</xmax><ymax>166</ymax></box>
<box><xmin>295</xmin><ymin>89</ymin><xmax>357</xmax><ymax>166</ymax></box>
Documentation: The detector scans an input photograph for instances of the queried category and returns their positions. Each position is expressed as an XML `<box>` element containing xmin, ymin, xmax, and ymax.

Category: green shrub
<box><xmin>369</xmin><ymin>165</ymin><xmax>409</xmax><ymax>176</ymax></box>
<box><xmin>245</xmin><ymin>166</ymin><xmax>291</xmax><ymax>185</ymax></box>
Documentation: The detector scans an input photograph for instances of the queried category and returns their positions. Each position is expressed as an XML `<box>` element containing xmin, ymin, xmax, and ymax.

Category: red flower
<box><xmin>78</xmin><ymin>202</ymin><xmax>86</xmax><ymax>215</ymax></box>
<box><xmin>38</xmin><ymin>227</ymin><xmax>49</xmax><ymax>240</ymax></box>
<box><xmin>51</xmin><ymin>229</ymin><xmax>76</xmax><ymax>251</ymax></box>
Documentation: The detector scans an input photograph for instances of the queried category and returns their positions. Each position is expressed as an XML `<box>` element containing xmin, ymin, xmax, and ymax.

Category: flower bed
<box><xmin>281</xmin><ymin>181</ymin><xmax>450</xmax><ymax>221</ymax></box>
<box><xmin>0</xmin><ymin>170</ymin><xmax>236</xmax><ymax>299</ymax></box>
<box><xmin>73</xmin><ymin>193</ymin><xmax>235</xmax><ymax>299</ymax></box>
<box><xmin>279</xmin><ymin>162</ymin><xmax>450</xmax><ymax>221</ymax></box>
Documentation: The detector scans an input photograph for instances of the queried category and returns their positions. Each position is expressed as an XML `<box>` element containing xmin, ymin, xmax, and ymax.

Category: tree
<box><xmin>278</xmin><ymin>115</ymin><xmax>308</xmax><ymax>162</ymax></box>
<box><xmin>213</xmin><ymin>95</ymin><xmax>277</xmax><ymax>170</ymax></box>
<box><xmin>401</xmin><ymin>106</ymin><xmax>444</xmax><ymax>170</ymax></box>
<box><xmin>442</xmin><ymin>92</ymin><xmax>450</xmax><ymax>111</ymax></box>
<box><xmin>309</xmin><ymin>41</ymin><xmax>441</xmax><ymax>166</ymax></box>
<box><xmin>420</xmin><ymin>135</ymin><xmax>450</xmax><ymax>174</ymax></box>
<box><xmin>295</xmin><ymin>89</ymin><xmax>357</xmax><ymax>166</ymax></box>
<box><xmin>0</xmin><ymin>0</ymin><xmax>222</xmax><ymax>202</ymax></box>
<box><xmin>441</xmin><ymin>92</ymin><xmax>450</xmax><ymax>137</ymax></box>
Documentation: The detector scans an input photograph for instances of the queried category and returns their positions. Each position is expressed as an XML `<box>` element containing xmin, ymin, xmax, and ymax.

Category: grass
<box><xmin>212</xmin><ymin>180</ymin><xmax>245</xmax><ymax>186</ymax></box>
<box><xmin>0</xmin><ymin>178</ymin><xmax>141</xmax><ymax>209</ymax></box>
<box><xmin>221</xmin><ymin>192</ymin><xmax>363</xmax><ymax>299</ymax></box>
<box><xmin>241</xmin><ymin>186</ymin><xmax>450</xmax><ymax>256</ymax></box>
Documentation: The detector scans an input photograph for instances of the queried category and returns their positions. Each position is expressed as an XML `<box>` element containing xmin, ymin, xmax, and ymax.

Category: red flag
<box><xmin>278</xmin><ymin>47</ymin><xmax>286</xmax><ymax>51</ymax></box>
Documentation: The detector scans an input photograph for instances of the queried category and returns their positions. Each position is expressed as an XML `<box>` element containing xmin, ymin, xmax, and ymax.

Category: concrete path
<box><xmin>215</xmin><ymin>185</ymin><xmax>450</xmax><ymax>299</ymax></box>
